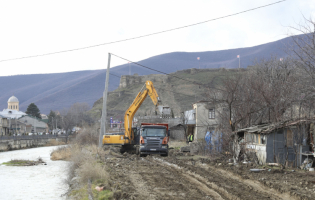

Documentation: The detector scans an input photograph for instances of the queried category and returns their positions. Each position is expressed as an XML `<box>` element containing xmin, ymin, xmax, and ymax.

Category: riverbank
<box><xmin>0</xmin><ymin>146</ymin><xmax>68</xmax><ymax>200</ymax></box>
<box><xmin>0</xmin><ymin>138</ymin><xmax>66</xmax><ymax>152</ymax></box>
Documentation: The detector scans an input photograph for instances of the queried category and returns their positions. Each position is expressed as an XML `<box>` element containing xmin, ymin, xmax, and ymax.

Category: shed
<box><xmin>233</xmin><ymin>119</ymin><xmax>313</xmax><ymax>167</ymax></box>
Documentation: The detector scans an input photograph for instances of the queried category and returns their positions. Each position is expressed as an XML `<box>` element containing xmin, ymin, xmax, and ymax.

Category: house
<box><xmin>0</xmin><ymin>115</ymin><xmax>9</xmax><ymax>136</ymax></box>
<box><xmin>171</xmin><ymin>100</ymin><xmax>219</xmax><ymax>142</ymax></box>
<box><xmin>233</xmin><ymin>119</ymin><xmax>313</xmax><ymax>167</ymax></box>
<box><xmin>10</xmin><ymin>119</ymin><xmax>30</xmax><ymax>135</ymax></box>
<box><xmin>193</xmin><ymin>100</ymin><xmax>218</xmax><ymax>141</ymax></box>
<box><xmin>19</xmin><ymin>115</ymin><xmax>48</xmax><ymax>133</ymax></box>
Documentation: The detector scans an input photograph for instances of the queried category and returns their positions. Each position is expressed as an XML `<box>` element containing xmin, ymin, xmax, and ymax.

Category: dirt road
<box><xmin>103</xmin><ymin>149</ymin><xmax>314</xmax><ymax>200</ymax></box>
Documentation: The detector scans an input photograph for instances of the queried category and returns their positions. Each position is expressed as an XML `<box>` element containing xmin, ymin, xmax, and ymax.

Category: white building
<box><xmin>0</xmin><ymin>96</ymin><xmax>26</xmax><ymax>119</ymax></box>
<box><xmin>0</xmin><ymin>96</ymin><xmax>48</xmax><ymax>134</ymax></box>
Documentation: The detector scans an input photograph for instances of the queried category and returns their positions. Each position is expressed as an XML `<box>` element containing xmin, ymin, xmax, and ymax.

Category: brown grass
<box><xmin>46</xmin><ymin>139</ymin><xmax>66</xmax><ymax>146</ymax></box>
<box><xmin>50</xmin><ymin>146</ymin><xmax>71</xmax><ymax>161</ymax></box>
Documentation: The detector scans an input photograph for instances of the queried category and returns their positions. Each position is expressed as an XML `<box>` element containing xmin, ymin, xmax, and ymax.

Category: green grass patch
<box><xmin>2</xmin><ymin>158</ymin><xmax>45</xmax><ymax>166</ymax></box>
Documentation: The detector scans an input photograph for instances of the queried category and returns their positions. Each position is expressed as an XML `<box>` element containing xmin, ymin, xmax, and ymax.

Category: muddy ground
<box><xmin>100</xmin><ymin>148</ymin><xmax>315</xmax><ymax>200</ymax></box>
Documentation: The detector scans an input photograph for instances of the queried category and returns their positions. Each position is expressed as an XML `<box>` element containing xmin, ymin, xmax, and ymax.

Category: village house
<box><xmin>193</xmin><ymin>100</ymin><xmax>218</xmax><ymax>141</ymax></box>
<box><xmin>233</xmin><ymin>119</ymin><xmax>314</xmax><ymax>167</ymax></box>
<box><xmin>19</xmin><ymin>115</ymin><xmax>48</xmax><ymax>133</ymax></box>
<box><xmin>0</xmin><ymin>115</ymin><xmax>9</xmax><ymax>136</ymax></box>
<box><xmin>170</xmin><ymin>100</ymin><xmax>220</xmax><ymax>142</ymax></box>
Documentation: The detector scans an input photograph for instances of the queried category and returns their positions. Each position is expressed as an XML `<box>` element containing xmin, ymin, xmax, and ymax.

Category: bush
<box><xmin>73</xmin><ymin>125</ymin><xmax>99</xmax><ymax>145</ymax></box>
<box><xmin>50</xmin><ymin>146</ymin><xmax>71</xmax><ymax>161</ymax></box>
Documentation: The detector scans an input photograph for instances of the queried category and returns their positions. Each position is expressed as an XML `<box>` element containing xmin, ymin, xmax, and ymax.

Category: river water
<box><xmin>0</xmin><ymin>146</ymin><xmax>68</xmax><ymax>200</ymax></box>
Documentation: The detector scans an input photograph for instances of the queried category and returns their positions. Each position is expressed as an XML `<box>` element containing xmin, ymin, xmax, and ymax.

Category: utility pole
<box><xmin>34</xmin><ymin>117</ymin><xmax>36</xmax><ymax>133</ymax></box>
<box><xmin>128</xmin><ymin>61</ymin><xmax>131</xmax><ymax>75</ymax></box>
<box><xmin>99</xmin><ymin>53</ymin><xmax>111</xmax><ymax>147</ymax></box>
<box><xmin>237</xmin><ymin>55</ymin><xmax>240</xmax><ymax>68</ymax></box>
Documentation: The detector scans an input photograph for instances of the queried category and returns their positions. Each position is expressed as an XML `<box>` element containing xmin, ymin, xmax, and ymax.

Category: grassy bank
<box><xmin>50</xmin><ymin>125</ymin><xmax>117</xmax><ymax>200</ymax></box>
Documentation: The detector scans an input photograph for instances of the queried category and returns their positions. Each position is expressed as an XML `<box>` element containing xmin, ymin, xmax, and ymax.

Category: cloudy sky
<box><xmin>0</xmin><ymin>0</ymin><xmax>314</xmax><ymax>76</ymax></box>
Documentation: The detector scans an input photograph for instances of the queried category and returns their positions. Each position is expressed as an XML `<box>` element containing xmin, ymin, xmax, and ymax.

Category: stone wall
<box><xmin>119</xmin><ymin>74</ymin><xmax>169</xmax><ymax>88</ymax></box>
<box><xmin>169</xmin><ymin>125</ymin><xmax>186</xmax><ymax>140</ymax></box>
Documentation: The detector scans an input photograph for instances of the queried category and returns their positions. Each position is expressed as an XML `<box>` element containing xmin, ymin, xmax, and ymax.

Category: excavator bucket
<box><xmin>157</xmin><ymin>105</ymin><xmax>171</xmax><ymax>118</ymax></box>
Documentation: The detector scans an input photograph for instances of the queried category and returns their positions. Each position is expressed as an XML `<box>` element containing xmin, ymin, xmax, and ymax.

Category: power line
<box><xmin>0</xmin><ymin>0</ymin><xmax>286</xmax><ymax>63</ymax></box>
<box><xmin>109</xmin><ymin>73</ymin><xmax>121</xmax><ymax>78</ymax></box>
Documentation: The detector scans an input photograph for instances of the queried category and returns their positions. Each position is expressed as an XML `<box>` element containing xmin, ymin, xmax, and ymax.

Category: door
<box><xmin>286</xmin><ymin>130</ymin><xmax>295</xmax><ymax>167</ymax></box>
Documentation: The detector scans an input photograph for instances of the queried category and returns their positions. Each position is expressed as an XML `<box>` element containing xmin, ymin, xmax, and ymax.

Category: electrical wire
<box><xmin>109</xmin><ymin>73</ymin><xmax>121</xmax><ymax>78</ymax></box>
<box><xmin>0</xmin><ymin>0</ymin><xmax>286</xmax><ymax>63</ymax></box>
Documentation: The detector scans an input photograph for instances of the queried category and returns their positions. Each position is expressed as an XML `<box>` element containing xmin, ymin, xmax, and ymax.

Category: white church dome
<box><xmin>8</xmin><ymin>96</ymin><xmax>19</xmax><ymax>103</ymax></box>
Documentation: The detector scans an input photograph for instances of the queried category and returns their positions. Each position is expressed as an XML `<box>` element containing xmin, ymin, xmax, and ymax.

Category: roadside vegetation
<box><xmin>51</xmin><ymin>125</ymin><xmax>119</xmax><ymax>200</ymax></box>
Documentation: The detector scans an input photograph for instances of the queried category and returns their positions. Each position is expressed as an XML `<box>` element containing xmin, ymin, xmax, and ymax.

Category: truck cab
<box><xmin>137</xmin><ymin>123</ymin><xmax>169</xmax><ymax>156</ymax></box>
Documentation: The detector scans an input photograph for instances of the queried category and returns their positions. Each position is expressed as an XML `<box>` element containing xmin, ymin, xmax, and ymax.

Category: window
<box><xmin>209</xmin><ymin>108</ymin><xmax>215</xmax><ymax>119</ymax></box>
<box><xmin>261</xmin><ymin>135</ymin><xmax>266</xmax><ymax>144</ymax></box>
<box><xmin>245</xmin><ymin>133</ymin><xmax>252</xmax><ymax>143</ymax></box>
<box><xmin>141</xmin><ymin>128</ymin><xmax>166</xmax><ymax>137</ymax></box>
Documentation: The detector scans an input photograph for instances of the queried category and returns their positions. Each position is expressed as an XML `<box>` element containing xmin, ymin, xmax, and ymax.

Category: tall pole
<box><xmin>99</xmin><ymin>53</ymin><xmax>111</xmax><ymax>147</ymax></box>
<box><xmin>238</xmin><ymin>55</ymin><xmax>240</xmax><ymax>69</ymax></box>
<box><xmin>129</xmin><ymin>62</ymin><xmax>131</xmax><ymax>75</ymax></box>
<box><xmin>34</xmin><ymin>117</ymin><xmax>36</xmax><ymax>133</ymax></box>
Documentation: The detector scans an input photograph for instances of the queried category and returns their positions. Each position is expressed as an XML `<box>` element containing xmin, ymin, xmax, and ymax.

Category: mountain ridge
<box><xmin>0</xmin><ymin>34</ymin><xmax>298</xmax><ymax>114</ymax></box>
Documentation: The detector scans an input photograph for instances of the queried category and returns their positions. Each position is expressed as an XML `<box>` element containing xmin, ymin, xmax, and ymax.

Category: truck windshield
<box><xmin>142</xmin><ymin>128</ymin><xmax>166</xmax><ymax>137</ymax></box>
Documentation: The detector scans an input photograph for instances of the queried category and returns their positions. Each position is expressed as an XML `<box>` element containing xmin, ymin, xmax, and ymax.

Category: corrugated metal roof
<box><xmin>235</xmin><ymin>119</ymin><xmax>311</xmax><ymax>135</ymax></box>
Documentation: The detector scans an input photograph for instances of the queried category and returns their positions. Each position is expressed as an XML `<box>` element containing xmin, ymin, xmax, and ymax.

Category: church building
<box><xmin>0</xmin><ymin>96</ymin><xmax>26</xmax><ymax>119</ymax></box>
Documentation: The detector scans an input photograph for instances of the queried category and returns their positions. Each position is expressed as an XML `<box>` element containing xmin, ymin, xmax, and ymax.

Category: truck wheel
<box><xmin>161</xmin><ymin>152</ymin><xmax>168</xmax><ymax>157</ymax></box>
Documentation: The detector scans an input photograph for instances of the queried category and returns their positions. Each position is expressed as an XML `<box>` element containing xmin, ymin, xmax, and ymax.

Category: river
<box><xmin>0</xmin><ymin>146</ymin><xmax>68</xmax><ymax>200</ymax></box>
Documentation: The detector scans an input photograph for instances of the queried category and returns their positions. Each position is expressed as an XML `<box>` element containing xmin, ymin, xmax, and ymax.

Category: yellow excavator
<box><xmin>102</xmin><ymin>80</ymin><xmax>170</xmax><ymax>154</ymax></box>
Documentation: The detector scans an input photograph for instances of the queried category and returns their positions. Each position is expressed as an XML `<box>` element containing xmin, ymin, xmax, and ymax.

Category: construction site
<box><xmin>62</xmin><ymin>66</ymin><xmax>315</xmax><ymax>199</ymax></box>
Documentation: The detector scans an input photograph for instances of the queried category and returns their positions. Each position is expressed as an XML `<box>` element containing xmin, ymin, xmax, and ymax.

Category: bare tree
<box><xmin>60</xmin><ymin>103</ymin><xmax>93</xmax><ymax>132</ymax></box>
<box><xmin>207</xmin><ymin>57</ymin><xmax>306</xmax><ymax>134</ymax></box>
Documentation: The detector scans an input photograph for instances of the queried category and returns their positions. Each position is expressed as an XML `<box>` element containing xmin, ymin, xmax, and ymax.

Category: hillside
<box><xmin>90</xmin><ymin>68</ymin><xmax>242</xmax><ymax>120</ymax></box>
<box><xmin>0</xmin><ymin>34</ymin><xmax>299</xmax><ymax>114</ymax></box>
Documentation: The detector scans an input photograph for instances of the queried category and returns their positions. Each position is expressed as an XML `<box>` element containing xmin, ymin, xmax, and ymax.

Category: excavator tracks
<box><xmin>103</xmin><ymin>153</ymin><xmax>296</xmax><ymax>200</ymax></box>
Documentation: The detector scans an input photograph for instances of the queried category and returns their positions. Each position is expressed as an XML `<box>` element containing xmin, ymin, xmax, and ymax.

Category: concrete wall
<box><xmin>169</xmin><ymin>125</ymin><xmax>186</xmax><ymax>140</ymax></box>
<box><xmin>0</xmin><ymin>137</ymin><xmax>70</xmax><ymax>151</ymax></box>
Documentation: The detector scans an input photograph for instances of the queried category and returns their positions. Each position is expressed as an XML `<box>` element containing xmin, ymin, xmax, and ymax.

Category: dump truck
<box><xmin>102</xmin><ymin>80</ymin><xmax>170</xmax><ymax>155</ymax></box>
<box><xmin>135</xmin><ymin>123</ymin><xmax>169</xmax><ymax>156</ymax></box>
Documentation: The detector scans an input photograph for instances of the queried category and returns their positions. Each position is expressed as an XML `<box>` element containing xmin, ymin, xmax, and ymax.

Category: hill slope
<box><xmin>0</xmin><ymin>34</ymin><xmax>297</xmax><ymax>114</ymax></box>
<box><xmin>90</xmin><ymin>68</ymin><xmax>241</xmax><ymax>120</ymax></box>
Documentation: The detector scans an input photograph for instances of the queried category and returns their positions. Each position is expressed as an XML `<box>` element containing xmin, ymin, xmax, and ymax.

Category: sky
<box><xmin>0</xmin><ymin>0</ymin><xmax>315</xmax><ymax>77</ymax></box>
